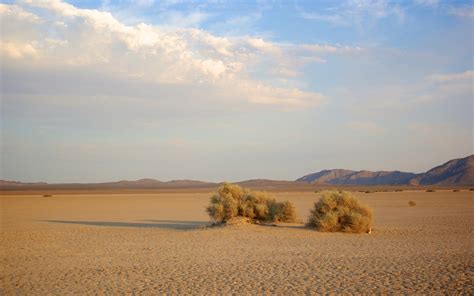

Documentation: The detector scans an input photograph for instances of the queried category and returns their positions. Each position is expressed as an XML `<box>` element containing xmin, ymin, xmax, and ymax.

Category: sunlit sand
<box><xmin>1</xmin><ymin>190</ymin><xmax>472</xmax><ymax>294</ymax></box>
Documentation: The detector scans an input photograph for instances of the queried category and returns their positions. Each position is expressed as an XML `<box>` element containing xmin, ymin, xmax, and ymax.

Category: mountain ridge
<box><xmin>297</xmin><ymin>155</ymin><xmax>473</xmax><ymax>186</ymax></box>
<box><xmin>1</xmin><ymin>155</ymin><xmax>473</xmax><ymax>190</ymax></box>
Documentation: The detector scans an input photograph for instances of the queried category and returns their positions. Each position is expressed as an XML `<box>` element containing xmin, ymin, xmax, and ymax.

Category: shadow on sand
<box><xmin>42</xmin><ymin>219</ymin><xmax>209</xmax><ymax>230</ymax></box>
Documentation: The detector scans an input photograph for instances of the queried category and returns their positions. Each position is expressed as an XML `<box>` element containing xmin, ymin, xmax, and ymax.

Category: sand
<box><xmin>1</xmin><ymin>190</ymin><xmax>473</xmax><ymax>294</ymax></box>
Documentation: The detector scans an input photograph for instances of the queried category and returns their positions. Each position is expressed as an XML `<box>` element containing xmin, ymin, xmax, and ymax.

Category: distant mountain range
<box><xmin>1</xmin><ymin>155</ymin><xmax>473</xmax><ymax>190</ymax></box>
<box><xmin>297</xmin><ymin>155</ymin><xmax>474</xmax><ymax>186</ymax></box>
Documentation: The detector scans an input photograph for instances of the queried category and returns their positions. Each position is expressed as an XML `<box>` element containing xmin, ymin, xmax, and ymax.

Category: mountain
<box><xmin>296</xmin><ymin>169</ymin><xmax>355</xmax><ymax>184</ymax></box>
<box><xmin>408</xmin><ymin>155</ymin><xmax>474</xmax><ymax>185</ymax></box>
<box><xmin>1</xmin><ymin>155</ymin><xmax>473</xmax><ymax>190</ymax></box>
<box><xmin>0</xmin><ymin>179</ymin><xmax>218</xmax><ymax>190</ymax></box>
<box><xmin>235</xmin><ymin>179</ymin><xmax>307</xmax><ymax>188</ymax></box>
<box><xmin>296</xmin><ymin>170</ymin><xmax>417</xmax><ymax>185</ymax></box>
<box><xmin>297</xmin><ymin>155</ymin><xmax>474</xmax><ymax>186</ymax></box>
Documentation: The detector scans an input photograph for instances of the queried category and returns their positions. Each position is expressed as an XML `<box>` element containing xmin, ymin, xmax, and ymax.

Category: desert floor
<box><xmin>1</xmin><ymin>190</ymin><xmax>473</xmax><ymax>294</ymax></box>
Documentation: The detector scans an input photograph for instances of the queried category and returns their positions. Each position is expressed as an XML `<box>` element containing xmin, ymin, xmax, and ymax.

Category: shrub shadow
<box><xmin>42</xmin><ymin>219</ymin><xmax>209</xmax><ymax>230</ymax></box>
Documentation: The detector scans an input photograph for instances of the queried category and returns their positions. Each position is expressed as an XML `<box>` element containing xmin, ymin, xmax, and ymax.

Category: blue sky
<box><xmin>0</xmin><ymin>0</ymin><xmax>473</xmax><ymax>182</ymax></box>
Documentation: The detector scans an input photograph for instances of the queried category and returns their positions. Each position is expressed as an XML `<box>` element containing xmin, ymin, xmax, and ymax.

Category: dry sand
<box><xmin>1</xmin><ymin>190</ymin><xmax>473</xmax><ymax>294</ymax></box>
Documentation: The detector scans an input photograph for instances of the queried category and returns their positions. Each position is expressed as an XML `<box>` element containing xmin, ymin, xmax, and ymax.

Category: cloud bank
<box><xmin>0</xmin><ymin>1</ymin><xmax>368</xmax><ymax>111</ymax></box>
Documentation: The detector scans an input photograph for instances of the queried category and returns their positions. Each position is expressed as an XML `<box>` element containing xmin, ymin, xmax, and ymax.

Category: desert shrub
<box><xmin>395</xmin><ymin>189</ymin><xmax>403</xmax><ymax>192</ymax></box>
<box><xmin>453</xmin><ymin>189</ymin><xmax>460</xmax><ymax>192</ymax></box>
<box><xmin>470</xmin><ymin>188</ymin><xmax>474</xmax><ymax>191</ymax></box>
<box><xmin>43</xmin><ymin>194</ymin><xmax>52</xmax><ymax>197</ymax></box>
<box><xmin>426</xmin><ymin>189</ymin><xmax>435</xmax><ymax>192</ymax></box>
<box><xmin>408</xmin><ymin>201</ymin><xmax>416</xmax><ymax>206</ymax></box>
<box><xmin>267</xmin><ymin>200</ymin><xmax>297</xmax><ymax>223</ymax></box>
<box><xmin>365</xmin><ymin>190</ymin><xmax>373</xmax><ymax>194</ymax></box>
<box><xmin>206</xmin><ymin>183</ymin><xmax>297</xmax><ymax>223</ymax></box>
<box><xmin>306</xmin><ymin>190</ymin><xmax>373</xmax><ymax>233</ymax></box>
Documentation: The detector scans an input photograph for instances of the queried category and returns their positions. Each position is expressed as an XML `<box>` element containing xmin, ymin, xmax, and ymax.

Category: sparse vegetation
<box><xmin>408</xmin><ymin>201</ymin><xmax>416</xmax><ymax>206</ymax></box>
<box><xmin>426</xmin><ymin>189</ymin><xmax>435</xmax><ymax>192</ymax></box>
<box><xmin>453</xmin><ymin>189</ymin><xmax>460</xmax><ymax>192</ymax></box>
<box><xmin>395</xmin><ymin>189</ymin><xmax>403</xmax><ymax>192</ymax></box>
<box><xmin>365</xmin><ymin>190</ymin><xmax>373</xmax><ymax>194</ymax></box>
<box><xmin>306</xmin><ymin>190</ymin><xmax>373</xmax><ymax>233</ymax></box>
<box><xmin>206</xmin><ymin>182</ymin><xmax>297</xmax><ymax>224</ymax></box>
<box><xmin>43</xmin><ymin>194</ymin><xmax>52</xmax><ymax>197</ymax></box>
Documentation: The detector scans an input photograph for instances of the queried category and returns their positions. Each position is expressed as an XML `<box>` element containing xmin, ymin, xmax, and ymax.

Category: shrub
<box><xmin>206</xmin><ymin>182</ymin><xmax>297</xmax><ymax>223</ymax></box>
<box><xmin>453</xmin><ymin>189</ymin><xmax>460</xmax><ymax>192</ymax></box>
<box><xmin>426</xmin><ymin>189</ymin><xmax>435</xmax><ymax>192</ymax></box>
<box><xmin>408</xmin><ymin>201</ymin><xmax>416</xmax><ymax>206</ymax></box>
<box><xmin>306</xmin><ymin>190</ymin><xmax>372</xmax><ymax>233</ymax></box>
<box><xmin>267</xmin><ymin>200</ymin><xmax>297</xmax><ymax>223</ymax></box>
<box><xmin>43</xmin><ymin>194</ymin><xmax>52</xmax><ymax>197</ymax></box>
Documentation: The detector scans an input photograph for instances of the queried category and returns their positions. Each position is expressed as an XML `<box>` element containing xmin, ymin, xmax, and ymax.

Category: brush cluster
<box><xmin>306</xmin><ymin>190</ymin><xmax>373</xmax><ymax>233</ymax></box>
<box><xmin>206</xmin><ymin>183</ymin><xmax>297</xmax><ymax>224</ymax></box>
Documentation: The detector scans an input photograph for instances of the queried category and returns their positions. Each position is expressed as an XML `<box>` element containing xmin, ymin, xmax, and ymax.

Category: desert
<box><xmin>2</xmin><ymin>0</ymin><xmax>473</xmax><ymax>294</ymax></box>
<box><xmin>1</xmin><ymin>189</ymin><xmax>472</xmax><ymax>294</ymax></box>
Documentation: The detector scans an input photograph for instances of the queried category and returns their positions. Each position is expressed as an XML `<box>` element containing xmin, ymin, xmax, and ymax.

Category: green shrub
<box><xmin>408</xmin><ymin>201</ymin><xmax>416</xmax><ymax>206</ymax></box>
<box><xmin>206</xmin><ymin>182</ymin><xmax>297</xmax><ymax>223</ymax></box>
<box><xmin>306</xmin><ymin>190</ymin><xmax>373</xmax><ymax>233</ymax></box>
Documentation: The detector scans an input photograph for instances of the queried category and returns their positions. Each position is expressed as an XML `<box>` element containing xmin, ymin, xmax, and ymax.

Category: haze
<box><xmin>1</xmin><ymin>0</ymin><xmax>473</xmax><ymax>183</ymax></box>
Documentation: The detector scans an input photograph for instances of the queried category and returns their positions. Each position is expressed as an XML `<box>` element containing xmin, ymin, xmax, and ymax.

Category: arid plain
<box><xmin>1</xmin><ymin>190</ymin><xmax>473</xmax><ymax>294</ymax></box>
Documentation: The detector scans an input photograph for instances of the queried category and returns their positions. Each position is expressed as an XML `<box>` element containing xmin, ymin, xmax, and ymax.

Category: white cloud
<box><xmin>411</xmin><ymin>70</ymin><xmax>473</xmax><ymax>103</ymax></box>
<box><xmin>348</xmin><ymin>120</ymin><xmax>384</xmax><ymax>133</ymax></box>
<box><xmin>0</xmin><ymin>42</ymin><xmax>38</xmax><ymax>59</ymax></box>
<box><xmin>428</xmin><ymin>70</ymin><xmax>474</xmax><ymax>83</ymax></box>
<box><xmin>300</xmin><ymin>0</ymin><xmax>405</xmax><ymax>26</ymax></box>
<box><xmin>300</xmin><ymin>44</ymin><xmax>363</xmax><ymax>54</ymax></box>
<box><xmin>448</xmin><ymin>5</ymin><xmax>474</xmax><ymax>19</ymax></box>
<box><xmin>1</xmin><ymin>1</ymin><xmax>359</xmax><ymax>110</ymax></box>
<box><xmin>414</xmin><ymin>0</ymin><xmax>439</xmax><ymax>7</ymax></box>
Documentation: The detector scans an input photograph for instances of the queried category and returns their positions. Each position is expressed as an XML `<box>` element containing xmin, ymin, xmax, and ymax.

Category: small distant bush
<box><xmin>365</xmin><ymin>190</ymin><xmax>373</xmax><ymax>194</ymax></box>
<box><xmin>470</xmin><ymin>188</ymin><xmax>474</xmax><ymax>191</ymax></box>
<box><xmin>408</xmin><ymin>201</ymin><xmax>416</xmax><ymax>206</ymax></box>
<box><xmin>306</xmin><ymin>190</ymin><xmax>373</xmax><ymax>233</ymax></box>
<box><xmin>206</xmin><ymin>182</ymin><xmax>297</xmax><ymax>224</ymax></box>
<box><xmin>453</xmin><ymin>189</ymin><xmax>460</xmax><ymax>192</ymax></box>
<box><xmin>426</xmin><ymin>189</ymin><xmax>435</xmax><ymax>192</ymax></box>
<box><xmin>395</xmin><ymin>189</ymin><xmax>403</xmax><ymax>192</ymax></box>
<box><xmin>43</xmin><ymin>194</ymin><xmax>52</xmax><ymax>197</ymax></box>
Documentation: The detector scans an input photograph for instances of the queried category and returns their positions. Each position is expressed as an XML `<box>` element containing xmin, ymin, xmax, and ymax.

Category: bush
<box><xmin>306</xmin><ymin>190</ymin><xmax>373</xmax><ymax>233</ymax></box>
<box><xmin>453</xmin><ymin>189</ymin><xmax>460</xmax><ymax>192</ymax></box>
<box><xmin>426</xmin><ymin>189</ymin><xmax>435</xmax><ymax>192</ymax></box>
<box><xmin>408</xmin><ymin>201</ymin><xmax>416</xmax><ymax>206</ymax></box>
<box><xmin>206</xmin><ymin>182</ymin><xmax>297</xmax><ymax>224</ymax></box>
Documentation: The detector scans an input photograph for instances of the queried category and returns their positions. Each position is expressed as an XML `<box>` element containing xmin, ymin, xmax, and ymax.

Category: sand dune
<box><xmin>1</xmin><ymin>190</ymin><xmax>473</xmax><ymax>294</ymax></box>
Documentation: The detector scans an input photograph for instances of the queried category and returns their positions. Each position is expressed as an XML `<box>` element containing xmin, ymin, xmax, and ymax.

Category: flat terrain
<box><xmin>1</xmin><ymin>190</ymin><xmax>473</xmax><ymax>294</ymax></box>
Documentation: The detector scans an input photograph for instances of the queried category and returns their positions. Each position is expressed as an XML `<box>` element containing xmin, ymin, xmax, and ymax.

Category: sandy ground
<box><xmin>1</xmin><ymin>190</ymin><xmax>473</xmax><ymax>294</ymax></box>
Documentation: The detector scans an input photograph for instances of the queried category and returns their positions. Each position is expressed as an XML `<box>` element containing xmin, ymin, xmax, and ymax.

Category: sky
<box><xmin>0</xmin><ymin>0</ymin><xmax>473</xmax><ymax>183</ymax></box>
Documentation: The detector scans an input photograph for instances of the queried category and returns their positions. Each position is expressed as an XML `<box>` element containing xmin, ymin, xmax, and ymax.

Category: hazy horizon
<box><xmin>1</xmin><ymin>0</ymin><xmax>473</xmax><ymax>183</ymax></box>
